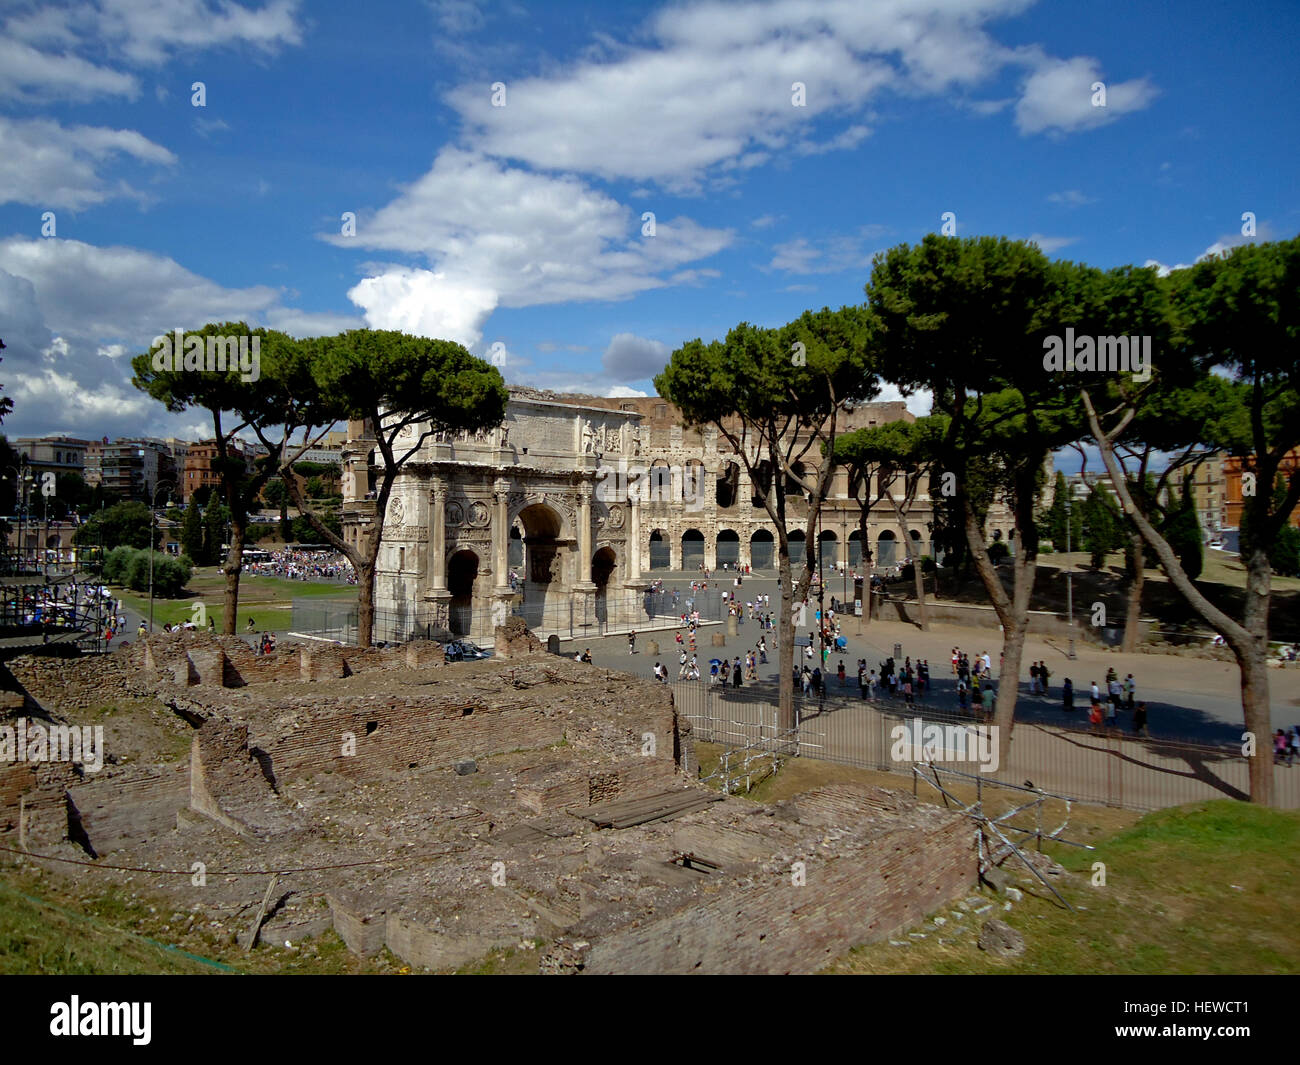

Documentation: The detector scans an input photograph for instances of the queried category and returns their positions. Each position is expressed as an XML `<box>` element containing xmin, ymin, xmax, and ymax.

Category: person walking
<box><xmin>1132</xmin><ymin>700</ymin><xmax>1149</xmax><ymax>737</ymax></box>
<box><xmin>732</xmin><ymin>659</ymin><xmax>742</xmax><ymax>688</ymax></box>
<box><xmin>1029</xmin><ymin>660</ymin><xmax>1040</xmax><ymax>694</ymax></box>
<box><xmin>837</xmin><ymin>659</ymin><xmax>846</xmax><ymax>687</ymax></box>
<box><xmin>1039</xmin><ymin>661</ymin><xmax>1051</xmax><ymax>697</ymax></box>
<box><xmin>1124</xmin><ymin>673</ymin><xmax>1136</xmax><ymax>711</ymax></box>
<box><xmin>1062</xmin><ymin>677</ymin><xmax>1074</xmax><ymax>712</ymax></box>
<box><xmin>628</xmin><ymin>630</ymin><xmax>636</xmax><ymax>655</ymax></box>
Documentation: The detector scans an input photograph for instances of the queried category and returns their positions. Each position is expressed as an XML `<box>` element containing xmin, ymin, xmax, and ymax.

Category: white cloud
<box><xmin>443</xmin><ymin>0</ymin><xmax>1050</xmax><ymax>190</ymax></box>
<box><xmin>1025</xmin><ymin>233</ymin><xmax>1077</xmax><ymax>254</ymax></box>
<box><xmin>0</xmin><ymin>116</ymin><xmax>176</xmax><ymax>209</ymax></box>
<box><xmin>874</xmin><ymin>382</ymin><xmax>932</xmax><ymax>418</ymax></box>
<box><xmin>0</xmin><ymin>0</ymin><xmax>304</xmax><ymax>101</ymax></box>
<box><xmin>606</xmin><ymin>386</ymin><xmax>650</xmax><ymax>398</ymax></box>
<box><xmin>1047</xmin><ymin>189</ymin><xmax>1096</xmax><ymax>207</ymax></box>
<box><xmin>601</xmin><ymin>333</ymin><xmax>671</xmax><ymax>381</ymax></box>
<box><xmin>93</xmin><ymin>0</ymin><xmax>304</xmax><ymax>65</ymax></box>
<box><xmin>1014</xmin><ymin>52</ymin><xmax>1158</xmax><ymax>135</ymax></box>
<box><xmin>1143</xmin><ymin>223</ymin><xmax>1278</xmax><ymax>277</ymax></box>
<box><xmin>346</xmin><ymin>268</ymin><xmax>500</xmax><ymax>349</ymax></box>
<box><xmin>0</xmin><ymin>237</ymin><xmax>330</xmax><ymax>436</ymax></box>
<box><xmin>331</xmin><ymin>148</ymin><xmax>733</xmax><ymax>335</ymax></box>
<box><xmin>768</xmin><ymin>226</ymin><xmax>887</xmax><ymax>275</ymax></box>
<box><xmin>0</xmin><ymin>35</ymin><xmax>138</xmax><ymax>103</ymax></box>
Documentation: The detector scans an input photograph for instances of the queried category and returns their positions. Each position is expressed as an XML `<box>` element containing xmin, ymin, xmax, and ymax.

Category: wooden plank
<box><xmin>241</xmin><ymin>873</ymin><xmax>279</xmax><ymax>952</ymax></box>
<box><xmin>588</xmin><ymin>790</ymin><xmax>723</xmax><ymax>829</ymax></box>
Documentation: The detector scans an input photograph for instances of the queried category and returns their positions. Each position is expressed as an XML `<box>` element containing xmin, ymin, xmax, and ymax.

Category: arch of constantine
<box><xmin>342</xmin><ymin>387</ymin><xmax>1018</xmax><ymax>643</ymax></box>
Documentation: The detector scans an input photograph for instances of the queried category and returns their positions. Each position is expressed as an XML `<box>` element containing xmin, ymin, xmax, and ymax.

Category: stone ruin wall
<box><xmin>0</xmin><ymin>628</ymin><xmax>688</xmax><ymax>856</ymax></box>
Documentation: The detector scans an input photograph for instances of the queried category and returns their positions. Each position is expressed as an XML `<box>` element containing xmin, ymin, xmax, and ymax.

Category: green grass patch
<box><xmin>825</xmin><ymin>799</ymin><xmax>1300</xmax><ymax>975</ymax></box>
<box><xmin>0</xmin><ymin>865</ymin><xmax>410</xmax><ymax>975</ymax></box>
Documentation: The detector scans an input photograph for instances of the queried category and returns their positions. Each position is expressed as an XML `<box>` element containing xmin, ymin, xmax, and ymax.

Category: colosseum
<box><xmin>340</xmin><ymin>388</ymin><xmax>1017</xmax><ymax>643</ymax></box>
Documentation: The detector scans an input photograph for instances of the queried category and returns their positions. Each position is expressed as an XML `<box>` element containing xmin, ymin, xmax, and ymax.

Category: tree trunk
<box><xmin>895</xmin><ymin>508</ymin><xmax>928</xmax><ymax>631</ymax></box>
<box><xmin>356</xmin><ymin>559</ymin><xmax>376</xmax><ymax>649</ymax></box>
<box><xmin>1237</xmin><ymin>540</ymin><xmax>1274</xmax><ymax>806</ymax></box>
<box><xmin>960</xmin><ymin>481</ymin><xmax>1038</xmax><ymax>770</ymax></box>
<box><xmin>222</xmin><ymin>518</ymin><xmax>245</xmax><ymax>635</ymax></box>
<box><xmin>1121</xmin><ymin>529</ymin><xmax>1144</xmax><ymax>653</ymax></box>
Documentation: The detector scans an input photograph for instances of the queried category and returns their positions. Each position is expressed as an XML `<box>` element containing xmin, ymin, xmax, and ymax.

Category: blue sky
<box><xmin>1</xmin><ymin>0</ymin><xmax>1297</xmax><ymax>452</ymax></box>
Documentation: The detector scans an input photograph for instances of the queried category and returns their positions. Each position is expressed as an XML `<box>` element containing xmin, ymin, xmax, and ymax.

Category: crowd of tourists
<box><xmin>243</xmin><ymin>549</ymin><xmax>355</xmax><ymax>583</ymax></box>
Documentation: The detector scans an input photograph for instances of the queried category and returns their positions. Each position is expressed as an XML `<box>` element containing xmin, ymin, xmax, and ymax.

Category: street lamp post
<box><xmin>3</xmin><ymin>458</ymin><xmax>34</xmax><ymax>573</ymax></box>
<box><xmin>1065</xmin><ymin>493</ymin><xmax>1076</xmax><ymax>660</ymax></box>
<box><xmin>148</xmin><ymin>482</ymin><xmax>174</xmax><ymax>634</ymax></box>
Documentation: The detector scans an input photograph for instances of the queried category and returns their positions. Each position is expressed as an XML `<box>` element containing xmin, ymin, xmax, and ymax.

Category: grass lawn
<box><xmin>113</xmin><ymin>566</ymin><xmax>356</xmax><ymax>631</ymax></box>
<box><xmin>695</xmin><ymin>747</ymin><xmax>1298</xmax><ymax>974</ymax></box>
<box><xmin>0</xmin><ymin>866</ymin><xmax>408</xmax><ymax>975</ymax></box>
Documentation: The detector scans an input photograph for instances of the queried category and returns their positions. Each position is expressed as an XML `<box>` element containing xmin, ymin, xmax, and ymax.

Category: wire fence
<box><xmin>673</xmin><ymin>681</ymin><xmax>1300</xmax><ymax>812</ymax></box>
<box><xmin>291</xmin><ymin>586</ymin><xmax>733</xmax><ymax>646</ymax></box>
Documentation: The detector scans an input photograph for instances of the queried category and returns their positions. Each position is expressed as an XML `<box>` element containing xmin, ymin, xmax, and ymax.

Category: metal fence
<box><xmin>673</xmin><ymin>681</ymin><xmax>1300</xmax><ymax>812</ymax></box>
<box><xmin>291</xmin><ymin>586</ymin><xmax>732</xmax><ymax>646</ymax></box>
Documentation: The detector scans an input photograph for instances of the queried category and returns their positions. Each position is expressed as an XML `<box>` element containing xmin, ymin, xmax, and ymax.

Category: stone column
<box><xmin>493</xmin><ymin>480</ymin><xmax>511</xmax><ymax>592</ymax></box>
<box><xmin>625</xmin><ymin>492</ymin><xmax>648</xmax><ymax>592</ymax></box>
<box><xmin>575</xmin><ymin>483</ymin><xmax>592</xmax><ymax>583</ymax></box>
<box><xmin>573</xmin><ymin>481</ymin><xmax>597</xmax><ymax>628</ymax></box>
<box><xmin>424</xmin><ymin>476</ymin><xmax>452</xmax><ymax>631</ymax></box>
<box><xmin>485</xmin><ymin>479</ymin><xmax>514</xmax><ymax>643</ymax></box>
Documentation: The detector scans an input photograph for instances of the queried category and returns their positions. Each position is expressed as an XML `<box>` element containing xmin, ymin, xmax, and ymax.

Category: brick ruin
<box><xmin>1</xmin><ymin>630</ymin><xmax>978</xmax><ymax>974</ymax></box>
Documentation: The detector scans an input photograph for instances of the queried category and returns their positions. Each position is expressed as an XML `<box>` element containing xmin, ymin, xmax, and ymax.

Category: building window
<box><xmin>655</xmin><ymin>404</ymin><xmax>667</xmax><ymax>419</ymax></box>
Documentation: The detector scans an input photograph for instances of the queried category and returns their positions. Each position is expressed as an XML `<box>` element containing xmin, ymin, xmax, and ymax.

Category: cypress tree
<box><xmin>180</xmin><ymin>499</ymin><xmax>203</xmax><ymax>562</ymax></box>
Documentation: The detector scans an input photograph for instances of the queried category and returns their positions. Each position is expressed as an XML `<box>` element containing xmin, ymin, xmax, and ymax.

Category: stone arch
<box><xmin>877</xmin><ymin>529</ymin><xmax>897</xmax><ymax>567</ymax></box>
<box><xmin>684</xmin><ymin>457</ymin><xmax>706</xmax><ymax>509</ymax></box>
<box><xmin>788</xmin><ymin>528</ymin><xmax>806</xmax><ymax>568</ymax></box>
<box><xmin>785</xmin><ymin>460</ymin><xmax>807</xmax><ymax>496</ymax></box>
<box><xmin>447</xmin><ymin>549</ymin><xmax>480</xmax><ymax>636</ymax></box>
<box><xmin>592</xmin><ymin>545</ymin><xmax>618</xmax><ymax>621</ymax></box>
<box><xmin>750</xmin><ymin>460</ymin><xmax>773</xmax><ymax>508</ymax></box>
<box><xmin>716</xmin><ymin>460</ymin><xmax>740</xmax><ymax>509</ymax></box>
<box><xmin>682</xmin><ymin>528</ymin><xmax>705</xmax><ymax>571</ymax></box>
<box><xmin>648</xmin><ymin>460</ymin><xmax>672</xmax><ymax>503</ymax></box>
<box><xmin>848</xmin><ymin>529</ymin><xmax>864</xmax><ymax>568</ymax></box>
<box><xmin>818</xmin><ymin>529</ymin><xmax>837</xmax><ymax>571</ymax></box>
<box><xmin>516</xmin><ymin>501</ymin><xmax>567</xmax><ymax>629</ymax></box>
<box><xmin>508</xmin><ymin>495</ymin><xmax>571</xmax><ymax>542</ymax></box>
<box><xmin>647</xmin><ymin>528</ymin><xmax>671</xmax><ymax>570</ymax></box>
<box><xmin>750</xmin><ymin>528</ymin><xmax>774</xmax><ymax>570</ymax></box>
<box><xmin>716</xmin><ymin>528</ymin><xmax>740</xmax><ymax>568</ymax></box>
<box><xmin>508</xmin><ymin>523</ymin><xmax>523</xmax><ymax>568</ymax></box>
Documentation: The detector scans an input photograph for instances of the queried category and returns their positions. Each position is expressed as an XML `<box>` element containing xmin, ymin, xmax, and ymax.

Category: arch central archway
<box><xmin>517</xmin><ymin>502</ymin><xmax>566</xmax><ymax>629</ymax></box>
<box><xmin>750</xmin><ymin>528</ymin><xmax>774</xmax><ymax>570</ymax></box>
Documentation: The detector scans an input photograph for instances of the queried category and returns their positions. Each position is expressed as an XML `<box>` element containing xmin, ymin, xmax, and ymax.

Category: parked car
<box><xmin>444</xmin><ymin>640</ymin><xmax>491</xmax><ymax>662</ymax></box>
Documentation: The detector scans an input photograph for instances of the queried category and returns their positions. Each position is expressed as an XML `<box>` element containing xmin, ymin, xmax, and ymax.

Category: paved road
<box><xmin>555</xmin><ymin>571</ymin><xmax>1300</xmax><ymax>746</ymax></box>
